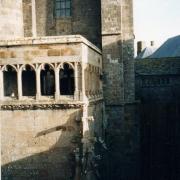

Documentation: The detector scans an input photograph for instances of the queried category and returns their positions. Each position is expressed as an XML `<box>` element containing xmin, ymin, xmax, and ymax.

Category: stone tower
<box><xmin>0</xmin><ymin>0</ymin><xmax>24</xmax><ymax>39</ymax></box>
<box><xmin>101</xmin><ymin>0</ymin><xmax>140</xmax><ymax>179</ymax></box>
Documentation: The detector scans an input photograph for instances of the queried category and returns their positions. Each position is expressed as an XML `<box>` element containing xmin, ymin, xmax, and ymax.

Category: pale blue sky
<box><xmin>134</xmin><ymin>0</ymin><xmax>180</xmax><ymax>48</ymax></box>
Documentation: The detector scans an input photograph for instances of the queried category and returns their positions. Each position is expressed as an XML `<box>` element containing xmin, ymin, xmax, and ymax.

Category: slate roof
<box><xmin>136</xmin><ymin>46</ymin><xmax>157</xmax><ymax>59</ymax></box>
<box><xmin>150</xmin><ymin>35</ymin><xmax>180</xmax><ymax>58</ymax></box>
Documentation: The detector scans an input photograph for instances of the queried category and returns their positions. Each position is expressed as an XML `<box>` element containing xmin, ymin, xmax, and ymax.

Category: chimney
<box><xmin>150</xmin><ymin>41</ymin><xmax>155</xmax><ymax>46</ymax></box>
<box><xmin>137</xmin><ymin>41</ymin><xmax>146</xmax><ymax>55</ymax></box>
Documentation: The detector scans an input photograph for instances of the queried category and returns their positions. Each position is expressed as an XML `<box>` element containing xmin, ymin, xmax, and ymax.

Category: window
<box><xmin>22</xmin><ymin>65</ymin><xmax>36</xmax><ymax>96</ymax></box>
<box><xmin>3</xmin><ymin>65</ymin><xmax>17</xmax><ymax>97</ymax></box>
<box><xmin>60</xmin><ymin>63</ymin><xmax>74</xmax><ymax>95</ymax></box>
<box><xmin>40</xmin><ymin>64</ymin><xmax>55</xmax><ymax>96</ymax></box>
<box><xmin>55</xmin><ymin>0</ymin><xmax>71</xmax><ymax>17</ymax></box>
<box><xmin>142</xmin><ymin>77</ymin><xmax>170</xmax><ymax>87</ymax></box>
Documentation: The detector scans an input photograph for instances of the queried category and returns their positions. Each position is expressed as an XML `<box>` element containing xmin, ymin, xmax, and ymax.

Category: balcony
<box><xmin>0</xmin><ymin>35</ymin><xmax>103</xmax><ymax>109</ymax></box>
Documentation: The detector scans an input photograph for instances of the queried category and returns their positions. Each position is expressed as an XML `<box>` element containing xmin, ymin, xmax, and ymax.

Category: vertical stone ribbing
<box><xmin>22</xmin><ymin>0</ymin><xmax>32</xmax><ymax>37</ymax></box>
<box><xmin>55</xmin><ymin>68</ymin><xmax>60</xmax><ymax>100</ymax></box>
<box><xmin>121</xmin><ymin>0</ymin><xmax>135</xmax><ymax>102</ymax></box>
<box><xmin>36</xmin><ymin>0</ymin><xmax>48</xmax><ymax>36</ymax></box>
<box><xmin>36</xmin><ymin>68</ymin><xmax>41</xmax><ymax>100</ymax></box>
<box><xmin>0</xmin><ymin>69</ymin><xmax>4</xmax><ymax>100</ymax></box>
<box><xmin>74</xmin><ymin>62</ymin><xmax>79</xmax><ymax>100</ymax></box>
<box><xmin>17</xmin><ymin>70</ymin><xmax>22</xmax><ymax>100</ymax></box>
<box><xmin>31</xmin><ymin>0</ymin><xmax>37</xmax><ymax>37</ymax></box>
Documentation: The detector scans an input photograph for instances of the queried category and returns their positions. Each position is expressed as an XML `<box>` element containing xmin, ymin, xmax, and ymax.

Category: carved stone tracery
<box><xmin>0</xmin><ymin>103</ymin><xmax>83</xmax><ymax>110</ymax></box>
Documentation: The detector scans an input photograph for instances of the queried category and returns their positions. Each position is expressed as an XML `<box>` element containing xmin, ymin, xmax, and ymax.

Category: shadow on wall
<box><xmin>102</xmin><ymin>38</ymin><xmax>135</xmax><ymax>104</ymax></box>
<box><xmin>1</xmin><ymin>109</ymin><xmax>82</xmax><ymax>180</ymax></box>
<box><xmin>140</xmin><ymin>102</ymin><xmax>180</xmax><ymax>180</ymax></box>
<box><xmin>102</xmin><ymin>38</ymin><xmax>141</xmax><ymax>180</ymax></box>
<box><xmin>45</xmin><ymin>0</ymin><xmax>102</xmax><ymax>48</ymax></box>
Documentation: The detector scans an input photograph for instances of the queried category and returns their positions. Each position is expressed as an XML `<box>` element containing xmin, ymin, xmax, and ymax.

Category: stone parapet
<box><xmin>135</xmin><ymin>57</ymin><xmax>180</xmax><ymax>75</ymax></box>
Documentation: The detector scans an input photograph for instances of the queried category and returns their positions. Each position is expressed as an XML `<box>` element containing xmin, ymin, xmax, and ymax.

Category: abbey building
<box><xmin>0</xmin><ymin>1</ymin><xmax>138</xmax><ymax>180</ymax></box>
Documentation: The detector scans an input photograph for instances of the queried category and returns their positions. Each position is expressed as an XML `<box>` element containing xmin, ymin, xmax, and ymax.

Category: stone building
<box><xmin>0</xmin><ymin>0</ymin><xmax>138</xmax><ymax>180</ymax></box>
<box><xmin>135</xmin><ymin>35</ymin><xmax>180</xmax><ymax>180</ymax></box>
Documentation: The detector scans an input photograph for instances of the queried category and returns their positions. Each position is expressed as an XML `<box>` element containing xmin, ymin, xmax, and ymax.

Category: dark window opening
<box><xmin>22</xmin><ymin>65</ymin><xmax>36</xmax><ymax>96</ymax></box>
<box><xmin>40</xmin><ymin>64</ymin><xmax>55</xmax><ymax>96</ymax></box>
<box><xmin>142</xmin><ymin>77</ymin><xmax>171</xmax><ymax>87</ymax></box>
<box><xmin>55</xmin><ymin>0</ymin><xmax>71</xmax><ymax>17</ymax></box>
<box><xmin>60</xmin><ymin>63</ymin><xmax>74</xmax><ymax>95</ymax></box>
<box><xmin>3</xmin><ymin>65</ymin><xmax>18</xmax><ymax>97</ymax></box>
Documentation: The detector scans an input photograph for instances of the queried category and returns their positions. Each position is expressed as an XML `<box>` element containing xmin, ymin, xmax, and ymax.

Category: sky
<box><xmin>134</xmin><ymin>0</ymin><xmax>180</xmax><ymax>48</ymax></box>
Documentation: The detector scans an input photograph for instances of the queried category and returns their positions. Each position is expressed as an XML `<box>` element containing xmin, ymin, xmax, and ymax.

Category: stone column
<box><xmin>0</xmin><ymin>69</ymin><xmax>4</xmax><ymax>100</ymax></box>
<box><xmin>89</xmin><ymin>69</ymin><xmax>92</xmax><ymax>97</ymax></box>
<box><xmin>87</xmin><ymin>67</ymin><xmax>90</xmax><ymax>97</ymax></box>
<box><xmin>32</xmin><ymin>0</ymin><xmax>37</xmax><ymax>37</ymax></box>
<box><xmin>81</xmin><ymin>63</ymin><xmax>86</xmax><ymax>101</ymax></box>
<box><xmin>92</xmin><ymin>67</ymin><xmax>95</xmax><ymax>95</ymax></box>
<box><xmin>17</xmin><ymin>70</ymin><xmax>22</xmax><ymax>100</ymax></box>
<box><xmin>36</xmin><ymin>68</ymin><xmax>41</xmax><ymax>100</ymax></box>
<box><xmin>55</xmin><ymin>68</ymin><xmax>60</xmax><ymax>100</ymax></box>
<box><xmin>74</xmin><ymin>62</ymin><xmax>79</xmax><ymax>100</ymax></box>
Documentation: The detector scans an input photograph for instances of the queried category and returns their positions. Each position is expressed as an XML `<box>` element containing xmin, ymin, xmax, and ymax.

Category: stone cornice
<box><xmin>0</xmin><ymin>35</ymin><xmax>102</xmax><ymax>54</ymax></box>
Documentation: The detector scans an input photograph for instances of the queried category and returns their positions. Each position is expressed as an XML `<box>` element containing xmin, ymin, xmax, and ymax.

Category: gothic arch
<box><xmin>58</xmin><ymin>62</ymin><xmax>75</xmax><ymax>70</ymax></box>
<box><xmin>3</xmin><ymin>65</ymin><xmax>18</xmax><ymax>97</ymax></box>
<box><xmin>20</xmin><ymin>64</ymin><xmax>36</xmax><ymax>71</ymax></box>
<box><xmin>21</xmin><ymin>64</ymin><xmax>36</xmax><ymax>96</ymax></box>
<box><xmin>40</xmin><ymin>63</ymin><xmax>55</xmax><ymax>71</ymax></box>
<box><xmin>2</xmin><ymin>64</ymin><xmax>17</xmax><ymax>72</ymax></box>
<box><xmin>40</xmin><ymin>63</ymin><xmax>55</xmax><ymax>96</ymax></box>
<box><xmin>60</xmin><ymin>63</ymin><xmax>75</xmax><ymax>95</ymax></box>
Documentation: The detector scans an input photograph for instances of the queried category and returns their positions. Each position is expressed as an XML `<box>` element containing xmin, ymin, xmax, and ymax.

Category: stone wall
<box><xmin>0</xmin><ymin>0</ymin><xmax>24</xmax><ymax>39</ymax></box>
<box><xmin>135</xmin><ymin>58</ymin><xmax>180</xmax><ymax>103</ymax></box>
<box><xmin>23</xmin><ymin>0</ymin><xmax>101</xmax><ymax>48</ymax></box>
<box><xmin>88</xmin><ymin>102</ymin><xmax>104</xmax><ymax>139</ymax></box>
<box><xmin>135</xmin><ymin>57</ymin><xmax>180</xmax><ymax>180</ymax></box>
<box><xmin>101</xmin><ymin>0</ymin><xmax>139</xmax><ymax>180</ymax></box>
<box><xmin>71</xmin><ymin>0</ymin><xmax>101</xmax><ymax>48</ymax></box>
<box><xmin>105</xmin><ymin>104</ymin><xmax>140</xmax><ymax>180</ymax></box>
<box><xmin>101</xmin><ymin>0</ymin><xmax>135</xmax><ymax>105</ymax></box>
<box><xmin>0</xmin><ymin>40</ymin><xmax>81</xmax><ymax>62</ymax></box>
<box><xmin>1</xmin><ymin>108</ymin><xmax>82</xmax><ymax>179</ymax></box>
<box><xmin>81</xmin><ymin>101</ymin><xmax>108</xmax><ymax>180</ymax></box>
<box><xmin>140</xmin><ymin>102</ymin><xmax>180</xmax><ymax>180</ymax></box>
<box><xmin>1</xmin><ymin>101</ymin><xmax>106</xmax><ymax>180</ymax></box>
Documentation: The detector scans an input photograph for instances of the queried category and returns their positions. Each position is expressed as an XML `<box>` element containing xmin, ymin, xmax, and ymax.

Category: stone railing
<box><xmin>0</xmin><ymin>61</ymin><xmax>81</xmax><ymax>101</ymax></box>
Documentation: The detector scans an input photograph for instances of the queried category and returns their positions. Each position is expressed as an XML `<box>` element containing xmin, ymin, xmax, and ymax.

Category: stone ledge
<box><xmin>105</xmin><ymin>100</ymin><xmax>140</xmax><ymax>106</ymax></box>
<box><xmin>0</xmin><ymin>103</ymin><xmax>83</xmax><ymax>111</ymax></box>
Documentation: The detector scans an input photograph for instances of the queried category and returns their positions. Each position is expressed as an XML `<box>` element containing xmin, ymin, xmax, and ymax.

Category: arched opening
<box><xmin>40</xmin><ymin>64</ymin><xmax>55</xmax><ymax>96</ymax></box>
<box><xmin>3</xmin><ymin>65</ymin><xmax>17</xmax><ymax>97</ymax></box>
<box><xmin>22</xmin><ymin>65</ymin><xmax>36</xmax><ymax>96</ymax></box>
<box><xmin>60</xmin><ymin>63</ymin><xmax>74</xmax><ymax>95</ymax></box>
